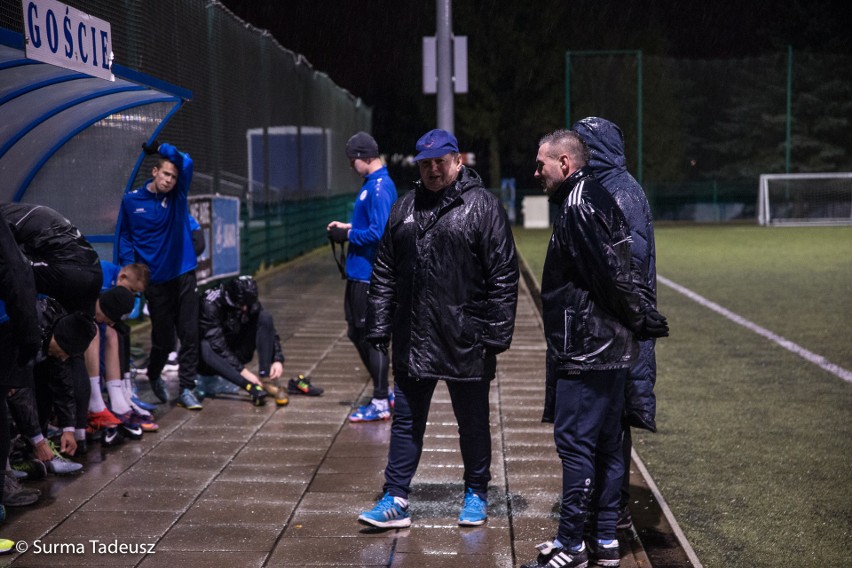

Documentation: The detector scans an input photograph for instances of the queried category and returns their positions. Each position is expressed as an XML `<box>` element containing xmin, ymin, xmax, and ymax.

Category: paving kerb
<box><xmin>3</xmin><ymin>247</ymin><xmax>653</xmax><ymax>567</ymax></box>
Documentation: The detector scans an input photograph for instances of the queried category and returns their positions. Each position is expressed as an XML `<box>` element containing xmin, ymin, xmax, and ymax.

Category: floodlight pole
<box><xmin>436</xmin><ymin>0</ymin><xmax>454</xmax><ymax>133</ymax></box>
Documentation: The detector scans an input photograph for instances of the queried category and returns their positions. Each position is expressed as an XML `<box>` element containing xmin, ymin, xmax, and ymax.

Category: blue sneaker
<box><xmin>124</xmin><ymin>374</ymin><xmax>157</xmax><ymax>411</ymax></box>
<box><xmin>458</xmin><ymin>487</ymin><xmax>487</xmax><ymax>526</ymax></box>
<box><xmin>196</xmin><ymin>375</ymin><xmax>242</xmax><ymax>399</ymax></box>
<box><xmin>349</xmin><ymin>401</ymin><xmax>391</xmax><ymax>423</ymax></box>
<box><xmin>388</xmin><ymin>388</ymin><xmax>395</xmax><ymax>409</ymax></box>
<box><xmin>131</xmin><ymin>394</ymin><xmax>157</xmax><ymax>412</ymax></box>
<box><xmin>149</xmin><ymin>377</ymin><xmax>168</xmax><ymax>403</ymax></box>
<box><xmin>358</xmin><ymin>493</ymin><xmax>411</xmax><ymax>528</ymax></box>
<box><xmin>177</xmin><ymin>388</ymin><xmax>203</xmax><ymax>410</ymax></box>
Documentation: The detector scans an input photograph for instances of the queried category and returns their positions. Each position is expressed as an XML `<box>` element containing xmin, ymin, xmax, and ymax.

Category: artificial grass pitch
<box><xmin>512</xmin><ymin>224</ymin><xmax>852</xmax><ymax>567</ymax></box>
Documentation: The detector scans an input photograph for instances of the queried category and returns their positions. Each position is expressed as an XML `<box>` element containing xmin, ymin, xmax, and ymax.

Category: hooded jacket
<box><xmin>367</xmin><ymin>166</ymin><xmax>519</xmax><ymax>381</ymax></box>
<box><xmin>198</xmin><ymin>286</ymin><xmax>284</xmax><ymax>374</ymax></box>
<box><xmin>573</xmin><ymin>117</ymin><xmax>658</xmax><ymax>431</ymax></box>
<box><xmin>540</xmin><ymin>166</ymin><xmax>650</xmax><ymax>422</ymax></box>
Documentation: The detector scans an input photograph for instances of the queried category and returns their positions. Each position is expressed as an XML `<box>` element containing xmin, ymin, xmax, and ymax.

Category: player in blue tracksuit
<box><xmin>116</xmin><ymin>142</ymin><xmax>202</xmax><ymax>410</ymax></box>
<box><xmin>327</xmin><ymin>132</ymin><xmax>397</xmax><ymax>422</ymax></box>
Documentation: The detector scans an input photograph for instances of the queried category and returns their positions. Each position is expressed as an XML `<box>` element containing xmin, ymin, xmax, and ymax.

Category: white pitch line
<box><xmin>658</xmin><ymin>275</ymin><xmax>852</xmax><ymax>383</ymax></box>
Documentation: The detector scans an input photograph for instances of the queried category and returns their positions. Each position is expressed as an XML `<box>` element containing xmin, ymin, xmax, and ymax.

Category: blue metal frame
<box><xmin>0</xmin><ymin>27</ymin><xmax>23</xmax><ymax>49</ymax></box>
<box><xmin>124</xmin><ymin>100</ymin><xmax>187</xmax><ymax>195</ymax></box>
<box><xmin>0</xmin><ymin>84</ymin><xmax>148</xmax><ymax>159</ymax></box>
<box><xmin>1</xmin><ymin>25</ymin><xmax>193</xmax><ymax>198</ymax></box>
<box><xmin>1</xmin><ymin>29</ymin><xmax>191</xmax><ymax>101</ymax></box>
<box><xmin>0</xmin><ymin>71</ymin><xmax>88</xmax><ymax>105</ymax></box>
<box><xmin>112</xmin><ymin>63</ymin><xmax>193</xmax><ymax>102</ymax></box>
<box><xmin>13</xmin><ymin>95</ymin><xmax>179</xmax><ymax>201</ymax></box>
<box><xmin>1</xmin><ymin>25</ymin><xmax>192</xmax><ymax>249</ymax></box>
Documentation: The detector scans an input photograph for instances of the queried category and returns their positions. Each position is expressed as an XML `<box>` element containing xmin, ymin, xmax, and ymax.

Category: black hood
<box><xmin>572</xmin><ymin>117</ymin><xmax>627</xmax><ymax>187</ymax></box>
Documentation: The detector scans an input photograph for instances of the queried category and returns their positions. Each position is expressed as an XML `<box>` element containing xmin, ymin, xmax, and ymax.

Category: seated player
<box><xmin>198</xmin><ymin>276</ymin><xmax>288</xmax><ymax>406</ymax></box>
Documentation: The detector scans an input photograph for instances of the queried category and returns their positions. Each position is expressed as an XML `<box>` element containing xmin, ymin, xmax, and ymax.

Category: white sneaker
<box><xmin>162</xmin><ymin>351</ymin><xmax>179</xmax><ymax>373</ymax></box>
<box><xmin>121</xmin><ymin>379</ymin><xmax>153</xmax><ymax>418</ymax></box>
<box><xmin>45</xmin><ymin>442</ymin><xmax>82</xmax><ymax>475</ymax></box>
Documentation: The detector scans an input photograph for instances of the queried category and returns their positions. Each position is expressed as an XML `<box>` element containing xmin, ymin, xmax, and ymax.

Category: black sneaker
<box><xmin>101</xmin><ymin>427</ymin><xmax>122</xmax><ymax>447</ymax></box>
<box><xmin>114</xmin><ymin>411</ymin><xmax>144</xmax><ymax>440</ymax></box>
<box><xmin>3</xmin><ymin>471</ymin><xmax>40</xmax><ymax>507</ymax></box>
<box><xmin>521</xmin><ymin>541</ymin><xmax>588</xmax><ymax>568</ymax></box>
<box><xmin>149</xmin><ymin>377</ymin><xmax>169</xmax><ymax>403</ymax></box>
<box><xmin>287</xmin><ymin>374</ymin><xmax>323</xmax><ymax>396</ymax></box>
<box><xmin>588</xmin><ymin>539</ymin><xmax>620</xmax><ymax>567</ymax></box>
<box><xmin>247</xmin><ymin>384</ymin><xmax>268</xmax><ymax>406</ymax></box>
<box><xmin>616</xmin><ymin>504</ymin><xmax>634</xmax><ymax>531</ymax></box>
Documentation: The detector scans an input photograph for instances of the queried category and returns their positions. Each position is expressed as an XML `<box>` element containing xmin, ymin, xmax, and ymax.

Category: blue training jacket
<box><xmin>100</xmin><ymin>260</ymin><xmax>141</xmax><ymax>319</ymax></box>
<box><xmin>346</xmin><ymin>166</ymin><xmax>397</xmax><ymax>282</ymax></box>
<box><xmin>116</xmin><ymin>143</ymin><xmax>197</xmax><ymax>284</ymax></box>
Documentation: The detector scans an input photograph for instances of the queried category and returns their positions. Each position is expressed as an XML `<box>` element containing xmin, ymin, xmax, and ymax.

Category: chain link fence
<box><xmin>567</xmin><ymin>50</ymin><xmax>852</xmax><ymax>221</ymax></box>
<box><xmin>1</xmin><ymin>0</ymin><xmax>369</xmax><ymax>272</ymax></box>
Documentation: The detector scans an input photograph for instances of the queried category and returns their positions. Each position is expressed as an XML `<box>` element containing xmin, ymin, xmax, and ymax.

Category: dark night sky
<box><xmin>218</xmin><ymin>0</ymin><xmax>851</xmax><ymax>181</ymax></box>
<box><xmin>219</xmin><ymin>0</ymin><xmax>849</xmax><ymax>103</ymax></box>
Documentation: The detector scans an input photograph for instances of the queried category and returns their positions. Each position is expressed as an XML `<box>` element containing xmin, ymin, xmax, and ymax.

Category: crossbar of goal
<box><xmin>758</xmin><ymin>172</ymin><xmax>852</xmax><ymax>226</ymax></box>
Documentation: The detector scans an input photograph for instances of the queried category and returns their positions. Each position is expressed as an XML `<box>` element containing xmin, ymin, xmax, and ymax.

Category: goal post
<box><xmin>758</xmin><ymin>173</ymin><xmax>852</xmax><ymax>226</ymax></box>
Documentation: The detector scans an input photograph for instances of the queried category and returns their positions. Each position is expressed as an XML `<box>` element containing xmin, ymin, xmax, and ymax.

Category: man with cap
<box><xmin>357</xmin><ymin>129</ymin><xmax>519</xmax><ymax>529</ymax></box>
<box><xmin>197</xmin><ymin>275</ymin><xmax>288</xmax><ymax>406</ymax></box>
<box><xmin>86</xmin><ymin>278</ymin><xmax>158</xmax><ymax>447</ymax></box>
<box><xmin>327</xmin><ymin>132</ymin><xmax>397</xmax><ymax>422</ymax></box>
<box><xmin>3</xmin><ymin>301</ymin><xmax>96</xmax><ymax>478</ymax></box>
<box><xmin>32</xmin><ymin>300</ymin><xmax>96</xmax><ymax>465</ymax></box>
<box><xmin>0</xmin><ymin>206</ymin><xmax>41</xmax><ymax>535</ymax></box>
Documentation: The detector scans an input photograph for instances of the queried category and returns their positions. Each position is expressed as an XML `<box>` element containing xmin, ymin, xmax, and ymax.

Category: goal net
<box><xmin>758</xmin><ymin>173</ymin><xmax>852</xmax><ymax>226</ymax></box>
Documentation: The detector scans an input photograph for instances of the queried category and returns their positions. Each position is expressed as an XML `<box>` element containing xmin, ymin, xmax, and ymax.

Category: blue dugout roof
<box><xmin>0</xmin><ymin>27</ymin><xmax>191</xmax><ymax>201</ymax></box>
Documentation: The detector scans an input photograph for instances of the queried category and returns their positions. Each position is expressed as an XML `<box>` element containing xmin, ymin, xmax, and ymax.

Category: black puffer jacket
<box><xmin>573</xmin><ymin>117</ymin><xmax>658</xmax><ymax>431</ymax></box>
<box><xmin>198</xmin><ymin>286</ymin><xmax>284</xmax><ymax>373</ymax></box>
<box><xmin>367</xmin><ymin>166</ymin><xmax>519</xmax><ymax>381</ymax></box>
<box><xmin>540</xmin><ymin>167</ymin><xmax>650</xmax><ymax>422</ymax></box>
<box><xmin>34</xmin><ymin>297</ymin><xmax>76</xmax><ymax>429</ymax></box>
<box><xmin>0</xmin><ymin>203</ymin><xmax>99</xmax><ymax>266</ymax></box>
<box><xmin>0</xmin><ymin>208</ymin><xmax>39</xmax><ymax>385</ymax></box>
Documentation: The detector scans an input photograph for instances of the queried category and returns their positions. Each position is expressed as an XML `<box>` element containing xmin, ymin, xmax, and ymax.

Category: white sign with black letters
<box><xmin>22</xmin><ymin>0</ymin><xmax>114</xmax><ymax>81</ymax></box>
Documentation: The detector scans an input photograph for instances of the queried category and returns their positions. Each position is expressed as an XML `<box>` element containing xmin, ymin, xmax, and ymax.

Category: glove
<box><xmin>141</xmin><ymin>140</ymin><xmax>160</xmax><ymax>155</ymax></box>
<box><xmin>638</xmin><ymin>309</ymin><xmax>669</xmax><ymax>339</ymax></box>
<box><xmin>327</xmin><ymin>225</ymin><xmax>348</xmax><ymax>244</ymax></box>
<box><xmin>367</xmin><ymin>337</ymin><xmax>389</xmax><ymax>354</ymax></box>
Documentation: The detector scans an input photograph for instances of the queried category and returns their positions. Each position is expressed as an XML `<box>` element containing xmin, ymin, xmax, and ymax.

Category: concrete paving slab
<box><xmin>0</xmin><ymin>248</ymin><xmax>661</xmax><ymax>567</ymax></box>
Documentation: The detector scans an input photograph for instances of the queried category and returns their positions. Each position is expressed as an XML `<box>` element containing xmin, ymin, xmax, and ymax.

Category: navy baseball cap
<box><xmin>414</xmin><ymin>129</ymin><xmax>459</xmax><ymax>161</ymax></box>
<box><xmin>345</xmin><ymin>131</ymin><xmax>379</xmax><ymax>159</ymax></box>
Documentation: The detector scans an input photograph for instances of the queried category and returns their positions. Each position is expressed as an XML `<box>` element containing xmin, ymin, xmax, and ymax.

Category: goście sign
<box><xmin>22</xmin><ymin>0</ymin><xmax>114</xmax><ymax>81</ymax></box>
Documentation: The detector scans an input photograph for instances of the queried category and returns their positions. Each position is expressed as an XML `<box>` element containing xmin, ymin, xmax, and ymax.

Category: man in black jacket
<box><xmin>0</xmin><ymin>207</ymin><xmax>41</xmax><ymax>527</ymax></box>
<box><xmin>358</xmin><ymin>129</ymin><xmax>519</xmax><ymax>529</ymax></box>
<box><xmin>198</xmin><ymin>276</ymin><xmax>287</xmax><ymax>406</ymax></box>
<box><xmin>520</xmin><ymin>130</ymin><xmax>668</xmax><ymax>568</ymax></box>
<box><xmin>0</xmin><ymin>202</ymin><xmax>101</xmax><ymax>316</ymax></box>
<box><xmin>10</xmin><ymin>299</ymin><xmax>97</xmax><ymax>476</ymax></box>
<box><xmin>573</xmin><ymin>117</ymin><xmax>659</xmax><ymax>530</ymax></box>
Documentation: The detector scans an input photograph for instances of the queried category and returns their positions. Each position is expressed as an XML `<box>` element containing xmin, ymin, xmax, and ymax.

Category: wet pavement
<box><xmin>2</xmin><ymin>248</ymin><xmax>665</xmax><ymax>567</ymax></box>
